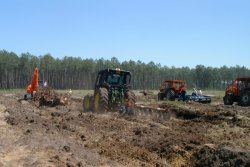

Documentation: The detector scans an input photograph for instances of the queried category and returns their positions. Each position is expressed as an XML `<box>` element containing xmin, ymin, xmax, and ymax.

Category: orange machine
<box><xmin>223</xmin><ymin>77</ymin><xmax>250</xmax><ymax>106</ymax></box>
<box><xmin>158</xmin><ymin>80</ymin><xmax>186</xmax><ymax>101</ymax></box>
<box><xmin>26</xmin><ymin>67</ymin><xmax>39</xmax><ymax>95</ymax></box>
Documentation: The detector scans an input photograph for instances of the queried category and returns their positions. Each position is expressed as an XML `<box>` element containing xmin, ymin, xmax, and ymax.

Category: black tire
<box><xmin>239</xmin><ymin>92</ymin><xmax>250</xmax><ymax>107</ymax></box>
<box><xmin>166</xmin><ymin>89</ymin><xmax>175</xmax><ymax>101</ymax></box>
<box><xmin>83</xmin><ymin>95</ymin><xmax>92</xmax><ymax>112</ymax></box>
<box><xmin>158</xmin><ymin>93</ymin><xmax>163</xmax><ymax>101</ymax></box>
<box><xmin>120</xmin><ymin>90</ymin><xmax>136</xmax><ymax>115</ymax></box>
<box><xmin>223</xmin><ymin>94</ymin><xmax>233</xmax><ymax>105</ymax></box>
<box><xmin>125</xmin><ymin>90</ymin><xmax>136</xmax><ymax>105</ymax></box>
<box><xmin>94</xmin><ymin>88</ymin><xmax>109</xmax><ymax>112</ymax></box>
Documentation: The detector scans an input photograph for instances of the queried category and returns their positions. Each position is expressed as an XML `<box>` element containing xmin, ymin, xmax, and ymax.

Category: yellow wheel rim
<box><xmin>94</xmin><ymin>93</ymin><xmax>100</xmax><ymax>110</ymax></box>
<box><xmin>84</xmin><ymin>98</ymin><xmax>90</xmax><ymax>110</ymax></box>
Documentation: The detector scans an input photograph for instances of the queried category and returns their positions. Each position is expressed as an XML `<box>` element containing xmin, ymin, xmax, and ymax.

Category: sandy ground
<box><xmin>0</xmin><ymin>93</ymin><xmax>250</xmax><ymax>167</ymax></box>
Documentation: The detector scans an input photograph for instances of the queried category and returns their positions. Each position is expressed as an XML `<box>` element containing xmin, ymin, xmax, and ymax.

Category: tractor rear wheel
<box><xmin>94</xmin><ymin>88</ymin><xmax>109</xmax><ymax>112</ymax></box>
<box><xmin>166</xmin><ymin>89</ymin><xmax>175</xmax><ymax>101</ymax></box>
<box><xmin>83</xmin><ymin>95</ymin><xmax>93</xmax><ymax>112</ymax></box>
<box><xmin>122</xmin><ymin>90</ymin><xmax>136</xmax><ymax>115</ymax></box>
<box><xmin>125</xmin><ymin>91</ymin><xmax>136</xmax><ymax>106</ymax></box>
<box><xmin>239</xmin><ymin>92</ymin><xmax>250</xmax><ymax>106</ymax></box>
<box><xmin>223</xmin><ymin>94</ymin><xmax>233</xmax><ymax>105</ymax></box>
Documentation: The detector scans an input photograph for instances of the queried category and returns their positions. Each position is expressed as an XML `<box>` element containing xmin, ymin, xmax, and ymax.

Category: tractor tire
<box><xmin>24</xmin><ymin>94</ymin><xmax>28</xmax><ymax>100</ymax></box>
<box><xmin>158</xmin><ymin>93</ymin><xmax>163</xmax><ymax>101</ymax></box>
<box><xmin>125</xmin><ymin>90</ymin><xmax>136</xmax><ymax>106</ymax></box>
<box><xmin>83</xmin><ymin>95</ymin><xmax>93</xmax><ymax>112</ymax></box>
<box><xmin>223</xmin><ymin>94</ymin><xmax>233</xmax><ymax>105</ymax></box>
<box><xmin>94</xmin><ymin>88</ymin><xmax>109</xmax><ymax>112</ymax></box>
<box><xmin>239</xmin><ymin>92</ymin><xmax>250</xmax><ymax>107</ymax></box>
<box><xmin>166</xmin><ymin>89</ymin><xmax>175</xmax><ymax>101</ymax></box>
<box><xmin>122</xmin><ymin>90</ymin><xmax>136</xmax><ymax>115</ymax></box>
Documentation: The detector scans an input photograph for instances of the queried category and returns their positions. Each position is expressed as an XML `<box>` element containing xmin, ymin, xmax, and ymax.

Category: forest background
<box><xmin>0</xmin><ymin>50</ymin><xmax>249</xmax><ymax>90</ymax></box>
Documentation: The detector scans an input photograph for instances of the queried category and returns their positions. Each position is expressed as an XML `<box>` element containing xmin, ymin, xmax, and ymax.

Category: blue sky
<box><xmin>0</xmin><ymin>0</ymin><xmax>249</xmax><ymax>68</ymax></box>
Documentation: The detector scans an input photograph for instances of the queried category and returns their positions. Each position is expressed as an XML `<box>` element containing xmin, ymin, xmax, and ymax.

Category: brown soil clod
<box><xmin>63</xmin><ymin>146</ymin><xmax>71</xmax><ymax>152</ymax></box>
<box><xmin>32</xmin><ymin>87</ymin><xmax>71</xmax><ymax>107</ymax></box>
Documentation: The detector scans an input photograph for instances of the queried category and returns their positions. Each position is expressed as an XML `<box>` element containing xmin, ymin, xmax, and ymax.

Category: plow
<box><xmin>123</xmin><ymin>104</ymin><xmax>173</xmax><ymax>120</ymax></box>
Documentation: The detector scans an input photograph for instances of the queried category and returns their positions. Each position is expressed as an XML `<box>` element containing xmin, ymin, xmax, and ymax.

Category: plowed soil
<box><xmin>0</xmin><ymin>93</ymin><xmax>250</xmax><ymax>167</ymax></box>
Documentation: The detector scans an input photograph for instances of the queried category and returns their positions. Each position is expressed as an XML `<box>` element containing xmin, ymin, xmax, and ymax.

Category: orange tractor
<box><xmin>223</xmin><ymin>77</ymin><xmax>250</xmax><ymax>106</ymax></box>
<box><xmin>158</xmin><ymin>80</ymin><xmax>186</xmax><ymax>101</ymax></box>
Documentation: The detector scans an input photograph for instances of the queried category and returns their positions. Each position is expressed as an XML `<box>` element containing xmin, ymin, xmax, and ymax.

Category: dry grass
<box><xmin>0</xmin><ymin>89</ymin><xmax>225</xmax><ymax>101</ymax></box>
<box><xmin>0</xmin><ymin>89</ymin><xmax>25</xmax><ymax>94</ymax></box>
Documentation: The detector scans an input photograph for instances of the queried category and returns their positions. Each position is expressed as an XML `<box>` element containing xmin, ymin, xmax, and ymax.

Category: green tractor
<box><xmin>83</xmin><ymin>68</ymin><xmax>136</xmax><ymax>112</ymax></box>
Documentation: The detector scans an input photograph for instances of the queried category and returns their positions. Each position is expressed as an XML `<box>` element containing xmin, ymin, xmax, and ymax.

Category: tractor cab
<box><xmin>95</xmin><ymin>68</ymin><xmax>131</xmax><ymax>89</ymax></box>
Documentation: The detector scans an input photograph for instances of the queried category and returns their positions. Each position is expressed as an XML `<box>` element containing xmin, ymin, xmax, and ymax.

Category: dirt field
<box><xmin>0</xmin><ymin>92</ymin><xmax>250</xmax><ymax>167</ymax></box>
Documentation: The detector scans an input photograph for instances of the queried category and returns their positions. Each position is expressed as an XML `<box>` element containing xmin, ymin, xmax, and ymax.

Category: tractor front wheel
<box><xmin>158</xmin><ymin>93</ymin><xmax>164</xmax><ymax>101</ymax></box>
<box><xmin>239</xmin><ymin>92</ymin><xmax>250</xmax><ymax>107</ymax></box>
<box><xmin>125</xmin><ymin>91</ymin><xmax>136</xmax><ymax>106</ymax></box>
<box><xmin>166</xmin><ymin>89</ymin><xmax>175</xmax><ymax>101</ymax></box>
<box><xmin>94</xmin><ymin>88</ymin><xmax>109</xmax><ymax>112</ymax></box>
<box><xmin>223</xmin><ymin>94</ymin><xmax>233</xmax><ymax>105</ymax></box>
<box><xmin>83</xmin><ymin>95</ymin><xmax>93</xmax><ymax>112</ymax></box>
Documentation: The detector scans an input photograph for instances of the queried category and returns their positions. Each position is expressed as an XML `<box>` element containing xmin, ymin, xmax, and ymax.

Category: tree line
<box><xmin>0</xmin><ymin>50</ymin><xmax>249</xmax><ymax>90</ymax></box>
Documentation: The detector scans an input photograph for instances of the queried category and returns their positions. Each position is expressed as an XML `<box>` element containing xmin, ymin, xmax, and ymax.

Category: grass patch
<box><xmin>159</xmin><ymin>100</ymin><xmax>188</xmax><ymax>111</ymax></box>
<box><xmin>201</xmin><ymin>90</ymin><xmax>224</xmax><ymax>101</ymax></box>
<box><xmin>0</xmin><ymin>89</ymin><xmax>25</xmax><ymax>94</ymax></box>
<box><xmin>55</xmin><ymin>89</ymin><xmax>93</xmax><ymax>98</ymax></box>
<box><xmin>0</xmin><ymin>89</ymin><xmax>93</xmax><ymax>98</ymax></box>
<box><xmin>202</xmin><ymin>90</ymin><xmax>224</xmax><ymax>96</ymax></box>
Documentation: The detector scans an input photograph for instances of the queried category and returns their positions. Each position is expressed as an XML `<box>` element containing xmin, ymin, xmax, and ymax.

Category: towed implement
<box><xmin>83</xmin><ymin>68</ymin><xmax>136</xmax><ymax>112</ymax></box>
<box><xmin>184</xmin><ymin>94</ymin><xmax>211</xmax><ymax>103</ymax></box>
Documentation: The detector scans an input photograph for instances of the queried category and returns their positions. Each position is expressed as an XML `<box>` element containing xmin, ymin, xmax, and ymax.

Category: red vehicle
<box><xmin>223</xmin><ymin>78</ymin><xmax>250</xmax><ymax>106</ymax></box>
<box><xmin>158</xmin><ymin>80</ymin><xmax>186</xmax><ymax>101</ymax></box>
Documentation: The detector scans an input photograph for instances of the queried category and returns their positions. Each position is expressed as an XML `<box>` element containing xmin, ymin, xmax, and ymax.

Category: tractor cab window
<box><xmin>96</xmin><ymin>73</ymin><xmax>107</xmax><ymax>85</ymax></box>
<box><xmin>161</xmin><ymin>82</ymin><xmax>169</xmax><ymax>90</ymax></box>
<box><xmin>107</xmin><ymin>73</ymin><xmax>130</xmax><ymax>85</ymax></box>
<box><xmin>247</xmin><ymin>82</ymin><xmax>250</xmax><ymax>88</ymax></box>
<box><xmin>165</xmin><ymin>83</ymin><xmax>170</xmax><ymax>88</ymax></box>
<box><xmin>238</xmin><ymin>81</ymin><xmax>243</xmax><ymax>90</ymax></box>
<box><xmin>239</xmin><ymin>80</ymin><xmax>250</xmax><ymax>90</ymax></box>
<box><xmin>233</xmin><ymin>81</ymin><xmax>238</xmax><ymax>87</ymax></box>
<box><xmin>175</xmin><ymin>82</ymin><xmax>183</xmax><ymax>89</ymax></box>
<box><xmin>160</xmin><ymin>83</ymin><xmax>165</xmax><ymax>90</ymax></box>
<box><xmin>125</xmin><ymin>75</ymin><xmax>130</xmax><ymax>85</ymax></box>
<box><xmin>108</xmin><ymin>74</ymin><xmax>123</xmax><ymax>85</ymax></box>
